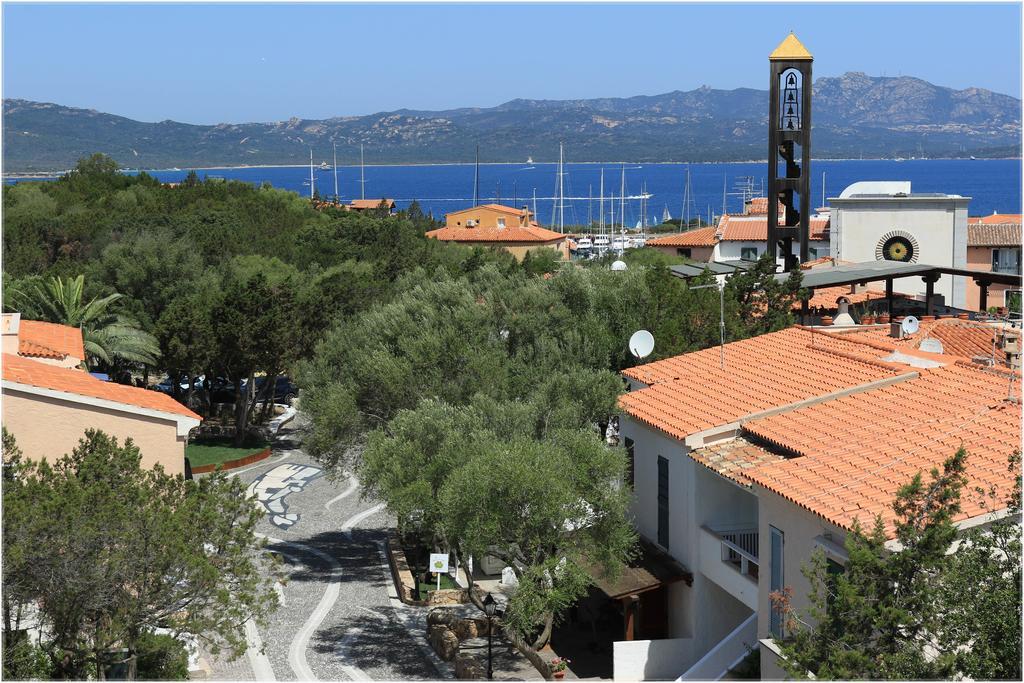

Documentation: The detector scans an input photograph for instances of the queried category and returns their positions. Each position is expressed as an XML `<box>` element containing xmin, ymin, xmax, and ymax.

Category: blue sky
<box><xmin>3</xmin><ymin>3</ymin><xmax>1021</xmax><ymax>124</ymax></box>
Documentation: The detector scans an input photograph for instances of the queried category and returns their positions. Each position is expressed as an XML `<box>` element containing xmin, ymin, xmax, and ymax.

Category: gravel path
<box><xmin>201</xmin><ymin>416</ymin><xmax>444</xmax><ymax>681</ymax></box>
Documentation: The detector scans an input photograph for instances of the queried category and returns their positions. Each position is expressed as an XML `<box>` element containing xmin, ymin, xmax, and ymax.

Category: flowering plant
<box><xmin>551</xmin><ymin>658</ymin><xmax>570</xmax><ymax>673</ymax></box>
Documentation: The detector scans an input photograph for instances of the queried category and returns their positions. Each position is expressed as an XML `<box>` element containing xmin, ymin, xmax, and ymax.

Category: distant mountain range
<box><xmin>3</xmin><ymin>72</ymin><xmax>1020</xmax><ymax>172</ymax></box>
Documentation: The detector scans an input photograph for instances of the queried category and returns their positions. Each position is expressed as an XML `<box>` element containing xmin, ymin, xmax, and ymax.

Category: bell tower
<box><xmin>767</xmin><ymin>32</ymin><xmax>813</xmax><ymax>271</ymax></box>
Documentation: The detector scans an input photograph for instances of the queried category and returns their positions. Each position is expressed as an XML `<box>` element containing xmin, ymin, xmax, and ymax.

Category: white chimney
<box><xmin>833</xmin><ymin>297</ymin><xmax>856</xmax><ymax>326</ymax></box>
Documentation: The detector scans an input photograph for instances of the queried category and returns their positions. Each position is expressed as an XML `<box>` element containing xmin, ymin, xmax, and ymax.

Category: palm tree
<box><xmin>10</xmin><ymin>275</ymin><xmax>160</xmax><ymax>368</ymax></box>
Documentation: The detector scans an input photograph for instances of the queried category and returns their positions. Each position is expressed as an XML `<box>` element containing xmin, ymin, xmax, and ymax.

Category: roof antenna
<box><xmin>692</xmin><ymin>281</ymin><xmax>726</xmax><ymax>369</ymax></box>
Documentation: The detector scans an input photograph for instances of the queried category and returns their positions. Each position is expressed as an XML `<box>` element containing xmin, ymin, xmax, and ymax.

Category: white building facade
<box><xmin>829</xmin><ymin>181</ymin><xmax>971</xmax><ymax>308</ymax></box>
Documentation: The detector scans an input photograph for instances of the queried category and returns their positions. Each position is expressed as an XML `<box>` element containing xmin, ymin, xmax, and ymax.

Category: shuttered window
<box><xmin>657</xmin><ymin>456</ymin><xmax>669</xmax><ymax>549</ymax></box>
<box><xmin>625</xmin><ymin>438</ymin><xmax>634</xmax><ymax>490</ymax></box>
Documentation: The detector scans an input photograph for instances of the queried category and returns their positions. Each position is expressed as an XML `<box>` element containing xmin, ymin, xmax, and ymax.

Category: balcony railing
<box><xmin>716</xmin><ymin>528</ymin><xmax>759</xmax><ymax>582</ymax></box>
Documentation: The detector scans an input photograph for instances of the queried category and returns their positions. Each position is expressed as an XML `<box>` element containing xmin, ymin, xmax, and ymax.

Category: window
<box><xmin>992</xmin><ymin>248</ymin><xmax>1022</xmax><ymax>275</ymax></box>
<box><xmin>808</xmin><ymin>247</ymin><xmax>818</xmax><ymax>259</ymax></box>
<box><xmin>741</xmin><ymin>247</ymin><xmax>758</xmax><ymax>261</ymax></box>
<box><xmin>1006</xmin><ymin>290</ymin><xmax>1022</xmax><ymax>316</ymax></box>
<box><xmin>825</xmin><ymin>558</ymin><xmax>845</xmax><ymax>609</ymax></box>
<box><xmin>497</xmin><ymin>218</ymin><xmax>506</xmax><ymax>228</ymax></box>
<box><xmin>677</xmin><ymin>248</ymin><xmax>692</xmax><ymax>259</ymax></box>
<box><xmin>625</xmin><ymin>438</ymin><xmax>635</xmax><ymax>490</ymax></box>
<box><xmin>769</xmin><ymin>526</ymin><xmax>784</xmax><ymax>638</ymax></box>
<box><xmin>657</xmin><ymin>456</ymin><xmax>669</xmax><ymax>550</ymax></box>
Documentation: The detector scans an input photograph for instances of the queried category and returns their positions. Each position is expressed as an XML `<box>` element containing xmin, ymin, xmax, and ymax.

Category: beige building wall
<box><xmin>965</xmin><ymin>246</ymin><xmax>1019</xmax><ymax>311</ymax></box>
<box><xmin>4</xmin><ymin>390</ymin><xmax>187</xmax><ymax>476</ymax></box>
<box><xmin>650</xmin><ymin>245</ymin><xmax>715</xmax><ymax>262</ymax></box>
<box><xmin>476</xmin><ymin>241</ymin><xmax>568</xmax><ymax>262</ymax></box>
<box><xmin>756</xmin><ymin>487</ymin><xmax>847</xmax><ymax>679</ymax></box>
<box><xmin>446</xmin><ymin>206</ymin><xmax>532</xmax><ymax>229</ymax></box>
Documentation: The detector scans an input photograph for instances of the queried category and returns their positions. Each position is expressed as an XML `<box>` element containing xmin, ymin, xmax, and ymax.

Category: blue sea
<box><xmin>10</xmin><ymin>158</ymin><xmax>1021</xmax><ymax>223</ymax></box>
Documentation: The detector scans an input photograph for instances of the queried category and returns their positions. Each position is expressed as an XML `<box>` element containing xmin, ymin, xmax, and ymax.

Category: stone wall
<box><xmin>383</xmin><ymin>533</ymin><xmax>472</xmax><ymax>606</ymax></box>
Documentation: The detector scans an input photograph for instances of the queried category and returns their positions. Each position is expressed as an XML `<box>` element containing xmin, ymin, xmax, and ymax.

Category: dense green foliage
<box><xmin>2</xmin><ymin>429</ymin><xmax>279</xmax><ymax>680</ymax></box>
<box><xmin>774</xmin><ymin>448</ymin><xmax>1022</xmax><ymax>680</ymax></box>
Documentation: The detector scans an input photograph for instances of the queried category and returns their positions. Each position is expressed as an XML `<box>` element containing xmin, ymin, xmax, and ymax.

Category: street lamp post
<box><xmin>483</xmin><ymin>593</ymin><xmax>497</xmax><ymax>680</ymax></box>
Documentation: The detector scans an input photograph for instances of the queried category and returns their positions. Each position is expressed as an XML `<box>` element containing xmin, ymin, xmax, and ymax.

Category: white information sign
<box><xmin>429</xmin><ymin>553</ymin><xmax>450</xmax><ymax>592</ymax></box>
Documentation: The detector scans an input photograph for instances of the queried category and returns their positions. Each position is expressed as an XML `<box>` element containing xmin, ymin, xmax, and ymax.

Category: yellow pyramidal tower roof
<box><xmin>770</xmin><ymin>32</ymin><xmax>813</xmax><ymax>61</ymax></box>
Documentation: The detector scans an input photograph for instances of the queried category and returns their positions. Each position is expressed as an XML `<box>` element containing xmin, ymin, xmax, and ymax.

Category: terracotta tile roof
<box><xmin>348</xmin><ymin>198</ymin><xmax>395</xmax><ymax>210</ymax></box>
<box><xmin>472</xmin><ymin>203</ymin><xmax>530</xmax><ymax>216</ymax></box>
<box><xmin>719</xmin><ymin>215</ymin><xmax>830</xmax><ymax>241</ymax></box>
<box><xmin>425</xmin><ymin>224</ymin><xmax>566</xmax><ymax>244</ymax></box>
<box><xmin>743</xmin><ymin>197</ymin><xmax>785</xmax><ymax>216</ymax></box>
<box><xmin>967</xmin><ymin>223</ymin><xmax>1021</xmax><ymax>247</ymax></box>
<box><xmin>969</xmin><ymin>213</ymin><xmax>1022</xmax><ymax>225</ymax></box>
<box><xmin>2</xmin><ymin>353</ymin><xmax>200</xmax><ymax>419</ymax></box>
<box><xmin>831</xmin><ymin>319</ymin><xmax>1002</xmax><ymax>361</ymax></box>
<box><xmin>647</xmin><ymin>227</ymin><xmax>718</xmax><ymax>247</ymax></box>
<box><xmin>797</xmin><ymin>285</ymin><xmax>911</xmax><ymax>311</ymax></box>
<box><xmin>689</xmin><ymin>437</ymin><xmax>785</xmax><ymax>487</ymax></box>
<box><xmin>17</xmin><ymin>320</ymin><xmax>85</xmax><ymax>361</ymax></box>
<box><xmin>743</xmin><ymin>362</ymin><xmax>1021</xmax><ymax>532</ymax></box>
<box><xmin>647</xmin><ymin>227</ymin><xmax>720</xmax><ymax>248</ymax></box>
<box><xmin>619</xmin><ymin>328</ymin><xmax>903</xmax><ymax>440</ymax></box>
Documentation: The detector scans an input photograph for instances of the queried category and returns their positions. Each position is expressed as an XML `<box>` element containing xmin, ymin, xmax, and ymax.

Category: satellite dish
<box><xmin>629</xmin><ymin>330</ymin><xmax>655</xmax><ymax>359</ymax></box>
<box><xmin>611</xmin><ymin>260</ymin><xmax>628</xmax><ymax>271</ymax></box>
<box><xmin>901</xmin><ymin>315</ymin><xmax>920</xmax><ymax>335</ymax></box>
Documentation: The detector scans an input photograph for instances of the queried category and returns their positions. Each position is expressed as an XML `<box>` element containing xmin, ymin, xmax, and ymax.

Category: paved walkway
<box><xmin>200</xmin><ymin>416</ymin><xmax>445</xmax><ymax>681</ymax></box>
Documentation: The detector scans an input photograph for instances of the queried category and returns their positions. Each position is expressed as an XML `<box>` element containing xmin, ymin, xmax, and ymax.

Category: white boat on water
<box><xmin>527</xmin><ymin>156</ymin><xmax>534</xmax><ymax>164</ymax></box>
<box><xmin>577</xmin><ymin>236</ymin><xmax>593</xmax><ymax>250</ymax></box>
<box><xmin>593</xmin><ymin>235</ymin><xmax>610</xmax><ymax>251</ymax></box>
<box><xmin>631</xmin><ymin>235</ymin><xmax>647</xmax><ymax>248</ymax></box>
<box><xmin>611</xmin><ymin>236</ymin><xmax>628</xmax><ymax>252</ymax></box>
<box><xmin>320</xmin><ymin>161</ymin><xmax>330</xmax><ymax>170</ymax></box>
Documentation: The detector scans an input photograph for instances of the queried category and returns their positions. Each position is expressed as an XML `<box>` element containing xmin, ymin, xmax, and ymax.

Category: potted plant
<box><xmin>820</xmin><ymin>315</ymin><xmax>834</xmax><ymax>326</ymax></box>
<box><xmin>878</xmin><ymin>313</ymin><xmax>891</xmax><ymax>324</ymax></box>
<box><xmin>551</xmin><ymin>658</ymin><xmax>570</xmax><ymax>680</ymax></box>
<box><xmin>861</xmin><ymin>314</ymin><xmax>876</xmax><ymax>325</ymax></box>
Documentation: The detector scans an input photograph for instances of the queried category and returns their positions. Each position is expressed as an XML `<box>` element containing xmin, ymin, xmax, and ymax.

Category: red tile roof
<box><xmin>648</xmin><ymin>227</ymin><xmax>718</xmax><ymax>248</ymax></box>
<box><xmin>743</xmin><ymin>197</ymin><xmax>785</xmax><ymax>216</ymax></box>
<box><xmin>830</xmin><ymin>319</ymin><xmax>1003</xmax><ymax>361</ymax></box>
<box><xmin>743</xmin><ymin>362</ymin><xmax>1021</xmax><ymax>532</ymax></box>
<box><xmin>969</xmin><ymin>213</ymin><xmax>1022</xmax><ymax>225</ymax></box>
<box><xmin>797</xmin><ymin>285</ymin><xmax>911</xmax><ymax>311</ymax></box>
<box><xmin>426</xmin><ymin>224</ymin><xmax>566</xmax><ymax>244</ymax></box>
<box><xmin>3</xmin><ymin>353</ymin><xmax>200</xmax><ymax>419</ymax></box>
<box><xmin>17</xmin><ymin>320</ymin><xmax>85</xmax><ymax>361</ymax></box>
<box><xmin>348</xmin><ymin>198</ymin><xmax>395</xmax><ymax>210</ymax></box>
<box><xmin>619</xmin><ymin>328</ymin><xmax>904</xmax><ymax>440</ymax></box>
<box><xmin>967</xmin><ymin>223</ymin><xmax>1021</xmax><ymax>247</ymax></box>
<box><xmin>718</xmin><ymin>215</ymin><xmax>830</xmax><ymax>242</ymax></box>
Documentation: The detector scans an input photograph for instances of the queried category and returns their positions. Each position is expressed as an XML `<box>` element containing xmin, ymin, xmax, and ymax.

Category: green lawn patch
<box><xmin>185</xmin><ymin>437</ymin><xmax>269</xmax><ymax>468</ymax></box>
<box><xmin>415</xmin><ymin>572</ymin><xmax>459</xmax><ymax>600</ymax></box>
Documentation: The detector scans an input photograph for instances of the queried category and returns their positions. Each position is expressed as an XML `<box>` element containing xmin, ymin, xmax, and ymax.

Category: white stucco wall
<box><xmin>755</xmin><ymin>486</ymin><xmax>848</xmax><ymax>679</ymax></box>
<box><xmin>829</xmin><ymin>196</ymin><xmax>970</xmax><ymax>308</ymax></box>
<box><xmin>714</xmin><ymin>240</ymin><xmax>830</xmax><ymax>263</ymax></box>
<box><xmin>621</xmin><ymin>417</ymin><xmax>757</xmax><ymax>675</ymax></box>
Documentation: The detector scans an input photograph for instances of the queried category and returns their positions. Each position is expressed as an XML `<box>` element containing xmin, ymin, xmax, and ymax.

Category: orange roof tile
<box><xmin>647</xmin><ymin>227</ymin><xmax>718</xmax><ymax>248</ymax></box>
<box><xmin>718</xmin><ymin>215</ymin><xmax>830</xmax><ymax>241</ymax></box>
<box><xmin>348</xmin><ymin>198</ymin><xmax>395</xmax><ymax>210</ymax></box>
<box><xmin>743</xmin><ymin>362</ymin><xmax>1021</xmax><ymax>533</ymax></box>
<box><xmin>619</xmin><ymin>328</ymin><xmax>903</xmax><ymax>440</ymax></box>
<box><xmin>17</xmin><ymin>320</ymin><xmax>85</xmax><ymax>361</ymax></box>
<box><xmin>831</xmin><ymin>319</ymin><xmax>1003</xmax><ymax>361</ymax></box>
<box><xmin>797</xmin><ymin>285</ymin><xmax>911</xmax><ymax>311</ymax></box>
<box><xmin>969</xmin><ymin>213</ymin><xmax>1022</xmax><ymax>225</ymax></box>
<box><xmin>2</xmin><ymin>353</ymin><xmax>200</xmax><ymax>420</ymax></box>
<box><xmin>743</xmin><ymin>197</ymin><xmax>785</xmax><ymax>216</ymax></box>
<box><xmin>968</xmin><ymin>223</ymin><xmax>1021</xmax><ymax>247</ymax></box>
<box><xmin>426</xmin><ymin>224</ymin><xmax>566</xmax><ymax>244</ymax></box>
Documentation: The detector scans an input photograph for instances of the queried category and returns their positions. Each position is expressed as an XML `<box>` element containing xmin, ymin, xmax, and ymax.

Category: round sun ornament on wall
<box><xmin>875</xmin><ymin>230</ymin><xmax>920</xmax><ymax>263</ymax></box>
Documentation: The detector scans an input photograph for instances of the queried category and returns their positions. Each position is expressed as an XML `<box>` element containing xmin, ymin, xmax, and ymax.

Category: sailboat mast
<box><xmin>333</xmin><ymin>143</ymin><xmax>339</xmax><ymax>202</ymax></box>
<box><xmin>619</xmin><ymin>164</ymin><xmax>625</xmax><ymax>231</ymax></box>
<box><xmin>533</xmin><ymin>188</ymin><xmax>538</xmax><ymax>221</ymax></box>
<box><xmin>558</xmin><ymin>143</ymin><xmax>565</xmax><ymax>233</ymax></box>
<box><xmin>588</xmin><ymin>185</ymin><xmax>592</xmax><ymax>227</ymax></box>
<box><xmin>360</xmin><ymin>144</ymin><xmax>365</xmax><ymax>200</ymax></box>
<box><xmin>685</xmin><ymin>167</ymin><xmax>691</xmax><ymax>227</ymax></box>
<box><xmin>309</xmin><ymin>149</ymin><xmax>314</xmax><ymax>200</ymax></box>
<box><xmin>473</xmin><ymin>145</ymin><xmax>480</xmax><ymax>207</ymax></box>
<box><xmin>721</xmin><ymin>174</ymin><xmax>727</xmax><ymax>216</ymax></box>
<box><xmin>821</xmin><ymin>171</ymin><xmax>826</xmax><ymax>207</ymax></box>
<box><xmin>599</xmin><ymin>168</ymin><xmax>604</xmax><ymax>231</ymax></box>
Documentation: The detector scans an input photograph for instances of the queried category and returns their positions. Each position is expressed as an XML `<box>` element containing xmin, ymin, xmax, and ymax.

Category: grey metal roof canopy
<box><xmin>772</xmin><ymin>261</ymin><xmax>1021</xmax><ymax>289</ymax></box>
<box><xmin>669</xmin><ymin>261</ymin><xmax>756</xmax><ymax>280</ymax></box>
